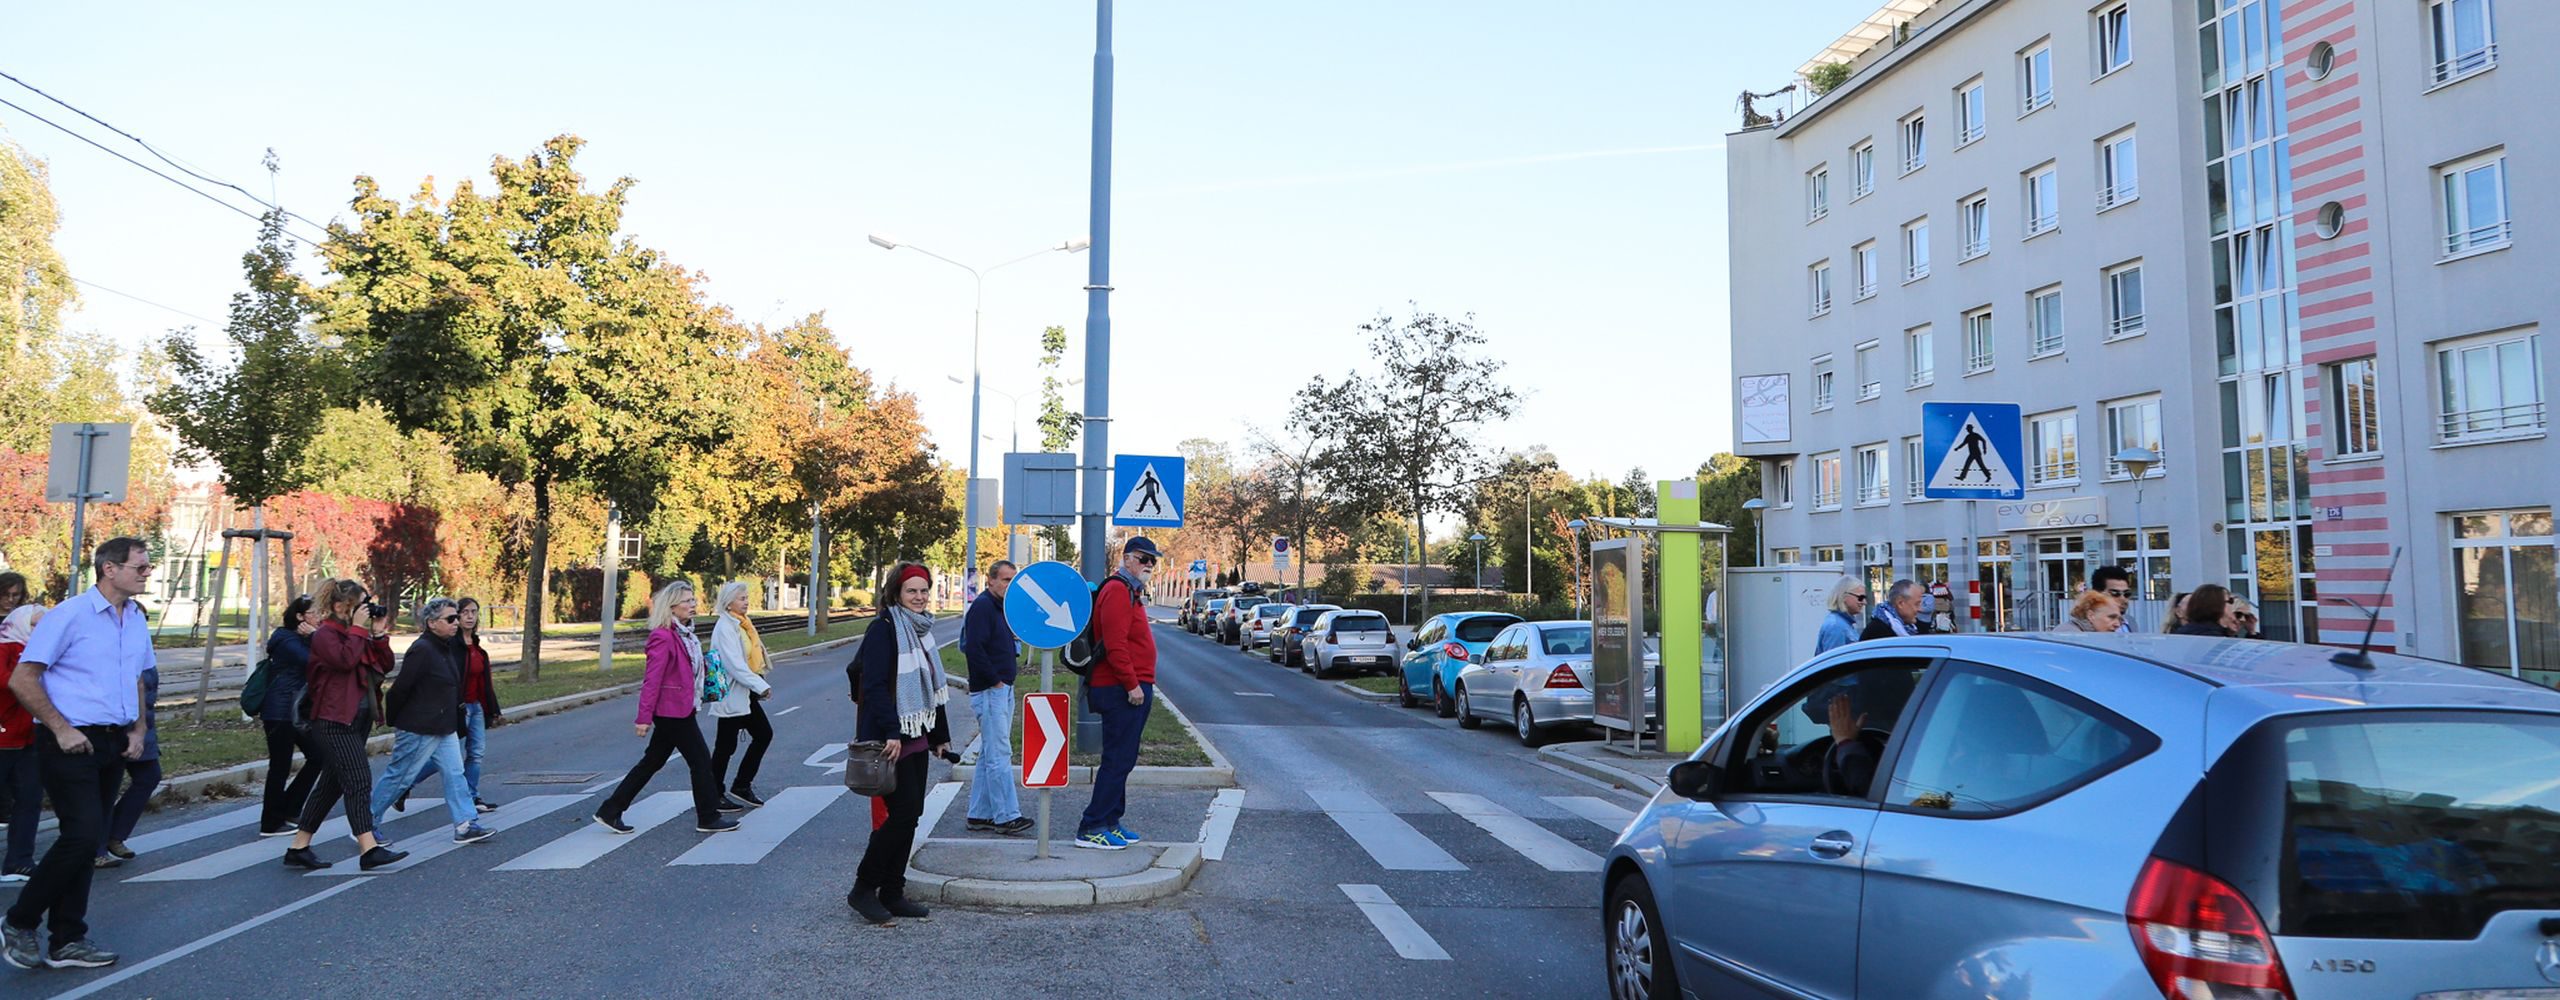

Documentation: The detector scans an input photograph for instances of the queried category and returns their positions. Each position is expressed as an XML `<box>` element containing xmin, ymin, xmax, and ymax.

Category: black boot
<box><xmin>846</xmin><ymin>886</ymin><xmax>895</xmax><ymax>925</ymax></box>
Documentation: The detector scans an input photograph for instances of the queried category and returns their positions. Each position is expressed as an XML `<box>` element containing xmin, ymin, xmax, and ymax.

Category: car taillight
<box><xmin>2126</xmin><ymin>857</ymin><xmax>2294</xmax><ymax>1000</ymax></box>
<box><xmin>1545</xmin><ymin>665</ymin><xmax>1583</xmax><ymax>689</ymax></box>
<box><xmin>1442</xmin><ymin>642</ymin><xmax>1470</xmax><ymax>662</ymax></box>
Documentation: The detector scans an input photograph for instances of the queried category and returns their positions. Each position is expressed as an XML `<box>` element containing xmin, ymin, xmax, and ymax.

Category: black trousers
<box><xmin>711</xmin><ymin>701</ymin><xmax>773</xmax><ymax>791</ymax></box>
<box><xmin>602</xmin><ymin>715</ymin><xmax>723</xmax><ymax>824</ymax></box>
<box><xmin>260</xmin><ymin>719</ymin><xmax>323</xmax><ymax>833</ymax></box>
<box><xmin>6</xmin><ymin>725</ymin><xmax>126</xmax><ymax>948</ymax></box>
<box><xmin>853</xmin><ymin>750</ymin><xmax>930</xmax><ymax>899</ymax></box>
<box><xmin>294</xmin><ymin>719</ymin><xmax>377</xmax><ymax>838</ymax></box>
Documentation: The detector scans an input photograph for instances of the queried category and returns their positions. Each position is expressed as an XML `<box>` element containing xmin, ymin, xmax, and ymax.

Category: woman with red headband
<box><xmin>843</xmin><ymin>561</ymin><xmax>950</xmax><ymax>926</ymax></box>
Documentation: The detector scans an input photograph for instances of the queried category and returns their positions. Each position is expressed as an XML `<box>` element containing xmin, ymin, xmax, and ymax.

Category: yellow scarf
<box><xmin>734</xmin><ymin>614</ymin><xmax>770</xmax><ymax>675</ymax></box>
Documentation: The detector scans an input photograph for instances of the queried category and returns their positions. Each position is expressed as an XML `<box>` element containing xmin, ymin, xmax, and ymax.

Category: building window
<box><xmin>2450</xmin><ymin>508</ymin><xmax>2555</xmax><ymax>685</ymax></box>
<box><xmin>1955</xmin><ymin>80</ymin><xmax>1986</xmax><ymax>146</ymax></box>
<box><xmin>1900</xmin><ymin>112</ymin><xmax>1928</xmax><ymax>174</ymax></box>
<box><xmin>1854</xmin><ymin>341</ymin><xmax>1881</xmax><ymax>401</ymax></box>
<box><xmin>1960</xmin><ymin>193</ymin><xmax>1990</xmax><ymax>260</ymax></box>
<box><xmin>2112</xmin><ymin>530</ymin><xmax>2172</xmax><ymax>602</ymax></box>
<box><xmin>1812</xmin><ymin>355</ymin><xmax>1837</xmax><ymax>411</ymax></box>
<box><xmin>1772</xmin><ymin>459</ymin><xmax>1795</xmax><ymax>508</ymax></box>
<box><xmin>1771</xmin><ymin>547</ymin><xmax>1803</xmax><ymax>566</ymax></box>
<box><xmin>1854</xmin><ymin>241</ymin><xmax>1880</xmax><ymax>299</ymax></box>
<box><xmin>1902</xmin><ymin>218</ymin><xmax>1931</xmax><ymax>282</ymax></box>
<box><xmin>2097</xmin><ymin>3</ymin><xmax>2133</xmax><ymax>76</ymax></box>
<box><xmin>1852</xmin><ymin>141</ymin><xmax>1876</xmax><ymax>199</ymax></box>
<box><xmin>1809</xmin><ymin>261</ymin><xmax>1833</xmax><ymax>316</ymax></box>
<box><xmin>2021</xmin><ymin>42</ymin><xmax>2054</xmax><ymax>114</ymax></box>
<box><xmin>2436</xmin><ymin>328</ymin><xmax>2545</xmax><ymax>442</ymax></box>
<box><xmin>2441</xmin><ymin>152</ymin><xmax>2510</xmax><ymax>258</ymax></box>
<box><xmin>1855</xmin><ymin>443</ymin><xmax>1889</xmax><ymax>505</ymax></box>
<box><xmin>1964</xmin><ymin>307</ymin><xmax>1995</xmax><ymax>374</ymax></box>
<box><xmin>2024</xmin><ymin>164</ymin><xmax>2059</xmax><ymax>237</ymax></box>
<box><xmin>1904</xmin><ymin>437</ymin><xmax>1928</xmax><ymax>499</ymax></box>
<box><xmin>2429</xmin><ymin>0</ymin><xmax>2499</xmax><ymax>86</ymax></box>
<box><xmin>1906</xmin><ymin>324</ymin><xmax>1934</xmax><ymax>388</ymax></box>
<box><xmin>2104</xmin><ymin>262</ymin><xmax>2146</xmax><ymax>339</ymax></box>
<box><xmin>1813</xmin><ymin>453</ymin><xmax>1843</xmax><ymax>510</ymax></box>
<box><xmin>2098</xmin><ymin>130</ymin><xmax>2139</xmax><ymax>209</ymax></box>
<box><xmin>2030</xmin><ymin>408</ymin><xmax>2079</xmax><ymax>485</ymax></box>
<box><xmin>1808</xmin><ymin>166</ymin><xmax>1830</xmax><ymax>222</ymax></box>
<box><xmin>1812</xmin><ymin>544</ymin><xmax>1845</xmax><ymax>566</ymax></box>
<box><xmin>2029</xmin><ymin>285</ymin><xmax>2066</xmax><ymax>357</ymax></box>
<box><xmin>2104</xmin><ymin>395</ymin><xmax>2164</xmax><ymax>479</ymax></box>
<box><xmin>2328</xmin><ymin>356</ymin><xmax>2382</xmax><ymax>458</ymax></box>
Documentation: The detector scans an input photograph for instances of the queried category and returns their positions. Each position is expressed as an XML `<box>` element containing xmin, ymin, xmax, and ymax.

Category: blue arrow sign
<box><xmin>1112</xmin><ymin>454</ymin><xmax>1185</xmax><ymax>527</ymax></box>
<box><xmin>1922</xmin><ymin>402</ymin><xmax>2026</xmax><ymax>500</ymax></box>
<box><xmin>1005</xmin><ymin>560</ymin><xmax>1093</xmax><ymax>650</ymax></box>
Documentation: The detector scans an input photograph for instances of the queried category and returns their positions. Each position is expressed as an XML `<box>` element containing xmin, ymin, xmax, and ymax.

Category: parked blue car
<box><xmin>1600</xmin><ymin>633</ymin><xmax>2560</xmax><ymax>1000</ymax></box>
<box><xmin>1396</xmin><ymin>611</ymin><xmax>1522</xmax><ymax>715</ymax></box>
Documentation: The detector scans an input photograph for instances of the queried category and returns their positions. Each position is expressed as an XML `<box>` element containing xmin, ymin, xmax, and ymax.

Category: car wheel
<box><xmin>1514</xmin><ymin>698</ymin><xmax>1547</xmax><ymax>747</ymax></box>
<box><xmin>1455</xmin><ymin>684</ymin><xmax>1481</xmax><ymax>729</ymax></box>
<box><xmin>1432</xmin><ymin>676</ymin><xmax>1455</xmax><ymax>718</ymax></box>
<box><xmin>1397</xmin><ymin>673</ymin><xmax>1420</xmax><ymax>709</ymax></box>
<box><xmin>1605</xmin><ymin>875</ymin><xmax>1676</xmax><ymax>1000</ymax></box>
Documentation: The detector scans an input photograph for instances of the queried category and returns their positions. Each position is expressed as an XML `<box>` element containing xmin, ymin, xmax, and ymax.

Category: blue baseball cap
<box><xmin>1123</xmin><ymin>536</ymin><xmax>1165</xmax><ymax>561</ymax></box>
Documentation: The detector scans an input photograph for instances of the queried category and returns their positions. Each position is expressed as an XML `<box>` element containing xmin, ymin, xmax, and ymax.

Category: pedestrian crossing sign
<box><xmin>1111</xmin><ymin>454</ymin><xmax>1185</xmax><ymax>527</ymax></box>
<box><xmin>1922</xmin><ymin>402</ymin><xmax>2026</xmax><ymax>500</ymax></box>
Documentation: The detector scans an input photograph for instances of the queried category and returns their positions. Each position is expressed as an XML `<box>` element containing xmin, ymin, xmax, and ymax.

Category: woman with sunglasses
<box><xmin>368</xmin><ymin>598</ymin><xmax>493</xmax><ymax>846</ymax></box>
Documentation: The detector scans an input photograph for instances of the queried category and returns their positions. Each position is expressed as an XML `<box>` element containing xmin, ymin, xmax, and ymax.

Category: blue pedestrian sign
<box><xmin>1111</xmin><ymin>454</ymin><xmax>1185</xmax><ymax>527</ymax></box>
<box><xmin>1004</xmin><ymin>560</ymin><xmax>1093</xmax><ymax>650</ymax></box>
<box><xmin>1922</xmin><ymin>402</ymin><xmax>2026</xmax><ymax>500</ymax></box>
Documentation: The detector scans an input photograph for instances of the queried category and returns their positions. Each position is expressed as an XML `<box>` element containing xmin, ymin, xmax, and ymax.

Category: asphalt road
<box><xmin>8</xmin><ymin>609</ymin><xmax>1641</xmax><ymax>999</ymax></box>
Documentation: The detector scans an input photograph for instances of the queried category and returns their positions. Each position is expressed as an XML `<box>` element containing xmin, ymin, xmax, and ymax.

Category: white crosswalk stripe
<box><xmin>1309</xmin><ymin>788</ymin><xmax>1465</xmax><ymax>872</ymax></box>
<box><xmin>1426</xmin><ymin>792</ymin><xmax>1602</xmax><ymax>872</ymax></box>
<box><xmin>494</xmin><ymin>792</ymin><xmax>691</xmax><ymax>871</ymax></box>
<box><xmin>310</xmin><ymin>794</ymin><xmax>587</xmax><ymax>876</ymax></box>
<box><xmin>1544</xmin><ymin>795</ymin><xmax>1638</xmax><ymax>834</ymax></box>
<box><xmin>670</xmin><ymin>785</ymin><xmax>845</xmax><ymax>866</ymax></box>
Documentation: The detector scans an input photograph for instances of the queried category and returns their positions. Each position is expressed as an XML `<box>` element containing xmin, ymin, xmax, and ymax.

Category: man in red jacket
<box><xmin>1075</xmin><ymin>536</ymin><xmax>1161</xmax><ymax>850</ymax></box>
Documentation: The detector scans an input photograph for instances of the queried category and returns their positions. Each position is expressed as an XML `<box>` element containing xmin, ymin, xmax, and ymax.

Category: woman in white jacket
<box><xmin>707</xmin><ymin>582</ymin><xmax>777</xmax><ymax>806</ymax></box>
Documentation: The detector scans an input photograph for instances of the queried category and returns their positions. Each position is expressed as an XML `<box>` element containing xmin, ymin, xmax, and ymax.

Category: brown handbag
<box><xmin>841</xmin><ymin>741</ymin><xmax>899</xmax><ymax>797</ymax></box>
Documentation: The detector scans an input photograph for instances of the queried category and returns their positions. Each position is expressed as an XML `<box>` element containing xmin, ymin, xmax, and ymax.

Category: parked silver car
<box><xmin>1243</xmin><ymin>602</ymin><xmax>1292</xmax><ymax>650</ymax></box>
<box><xmin>1301</xmin><ymin>609</ymin><xmax>1399</xmax><ymax>677</ymax></box>
<box><xmin>1600</xmin><ymin>632</ymin><xmax>2560</xmax><ymax>1000</ymax></box>
<box><xmin>1454</xmin><ymin>621</ymin><xmax>1657</xmax><ymax>746</ymax></box>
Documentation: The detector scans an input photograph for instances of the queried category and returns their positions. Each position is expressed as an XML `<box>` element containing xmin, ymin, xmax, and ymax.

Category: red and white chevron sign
<box><xmin>1022</xmin><ymin>693</ymin><xmax>1070</xmax><ymax>789</ymax></box>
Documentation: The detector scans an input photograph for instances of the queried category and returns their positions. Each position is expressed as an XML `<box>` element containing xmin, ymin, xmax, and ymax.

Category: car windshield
<box><xmin>1332</xmin><ymin>614</ymin><xmax>1389</xmax><ymax>633</ymax></box>
<box><xmin>1454</xmin><ymin>616</ymin><xmax>1518</xmax><ymax>643</ymax></box>
<box><xmin>1539</xmin><ymin>626</ymin><xmax>1593</xmax><ymax>656</ymax></box>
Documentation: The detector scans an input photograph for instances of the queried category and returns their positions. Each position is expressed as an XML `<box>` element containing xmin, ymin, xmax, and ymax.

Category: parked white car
<box><xmin>1301</xmin><ymin>609</ymin><xmax>1400</xmax><ymax>678</ymax></box>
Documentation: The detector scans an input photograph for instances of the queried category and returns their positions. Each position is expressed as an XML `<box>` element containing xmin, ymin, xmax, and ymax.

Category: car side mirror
<box><xmin>1667</xmin><ymin>760</ymin><xmax>1724</xmax><ymax>801</ymax></box>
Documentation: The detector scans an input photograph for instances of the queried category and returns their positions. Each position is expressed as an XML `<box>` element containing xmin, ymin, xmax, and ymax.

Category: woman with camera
<box><xmin>281</xmin><ymin>579</ymin><xmax>408</xmax><ymax>871</ymax></box>
<box><xmin>844</xmin><ymin>562</ymin><xmax>949</xmax><ymax>926</ymax></box>
<box><xmin>594</xmin><ymin>580</ymin><xmax>742</xmax><ymax>836</ymax></box>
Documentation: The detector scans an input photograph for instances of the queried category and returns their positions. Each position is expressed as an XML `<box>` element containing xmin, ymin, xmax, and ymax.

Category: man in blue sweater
<box><xmin>962</xmin><ymin>561</ymin><xmax>1032</xmax><ymax>835</ymax></box>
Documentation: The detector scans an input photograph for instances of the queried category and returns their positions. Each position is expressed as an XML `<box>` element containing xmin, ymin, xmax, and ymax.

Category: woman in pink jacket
<box><xmin>592</xmin><ymin>581</ymin><xmax>742</xmax><ymax>835</ymax></box>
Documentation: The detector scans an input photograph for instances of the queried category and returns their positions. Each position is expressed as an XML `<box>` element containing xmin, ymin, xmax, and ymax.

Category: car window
<box><xmin>1453</xmin><ymin>616</ymin><xmax>1517</xmax><ymax>643</ymax></box>
<box><xmin>1731</xmin><ymin>658</ymin><xmax>1933</xmax><ymax>799</ymax></box>
<box><xmin>1883</xmin><ymin>667</ymin><xmax>2143</xmax><ymax>816</ymax></box>
<box><xmin>1538</xmin><ymin>625</ymin><xmax>1593</xmax><ymax>656</ymax></box>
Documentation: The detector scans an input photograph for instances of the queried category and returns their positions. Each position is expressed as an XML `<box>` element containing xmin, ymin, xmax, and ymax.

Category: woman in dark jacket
<box><xmin>844</xmin><ymin>562</ymin><xmax>950</xmax><ymax>926</ymax></box>
<box><xmin>257</xmin><ymin>596</ymin><xmax>326</xmax><ymax>835</ymax></box>
<box><xmin>369</xmin><ymin>597</ymin><xmax>491</xmax><ymax>845</ymax></box>
<box><xmin>282</xmin><ymin>579</ymin><xmax>407</xmax><ymax>871</ymax></box>
<box><xmin>2172</xmin><ymin>584</ymin><xmax>2238</xmax><ymax>637</ymax></box>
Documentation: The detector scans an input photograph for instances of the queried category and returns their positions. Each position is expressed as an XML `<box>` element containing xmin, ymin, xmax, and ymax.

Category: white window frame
<box><xmin>1772</xmin><ymin>459</ymin><xmax>1795</xmax><ymax>509</ymax></box>
<box><xmin>2103</xmin><ymin>394</ymin><xmax>2165</xmax><ymax>480</ymax></box>
<box><xmin>2435</xmin><ymin>328</ymin><xmax>2546</xmax><ymax>443</ymax></box>
<box><xmin>2329</xmin><ymin>356</ymin><xmax>2383</xmax><ymax>460</ymax></box>
<box><xmin>1906</xmin><ymin>324</ymin><xmax>1934</xmax><ymax>388</ymax></box>
<box><xmin>2096</xmin><ymin>3</ymin><xmax>2133</xmax><ymax>77</ymax></box>
<box><xmin>2104</xmin><ymin>261</ymin><xmax>2146</xmax><ymax>340</ymax></box>
<box><xmin>1810</xmin><ymin>260</ymin><xmax>1834</xmax><ymax>317</ymax></box>
<box><xmin>1808</xmin><ymin>165</ymin><xmax>1831</xmax><ymax>223</ymax></box>
<box><xmin>2098</xmin><ymin>130</ymin><xmax>2139</xmax><ymax>210</ymax></box>
<box><xmin>2440</xmin><ymin>151</ymin><xmax>2511</xmax><ymax>259</ymax></box>
<box><xmin>1851</xmin><ymin>141</ymin><xmax>1876</xmax><ymax>200</ymax></box>
<box><xmin>1959</xmin><ymin>193</ymin><xmax>1990</xmax><ymax>261</ymax></box>
<box><xmin>2020</xmin><ymin>41</ymin><xmax>2054</xmax><ymax>115</ymax></box>
<box><xmin>1902</xmin><ymin>218</ymin><xmax>1931</xmax><ymax>282</ymax></box>
<box><xmin>1813</xmin><ymin>453</ymin><xmax>1844</xmax><ymax>511</ymax></box>
<box><xmin>1854</xmin><ymin>340</ymin><xmax>1882</xmax><ymax>401</ymax></box>
<box><xmin>2029</xmin><ymin>408</ymin><xmax>2080</xmax><ymax>486</ymax></box>
<box><xmin>2029</xmin><ymin>285</ymin><xmax>2066</xmax><ymax>357</ymax></box>
<box><xmin>1904</xmin><ymin>437</ymin><xmax>1930</xmax><ymax>500</ymax></box>
<box><xmin>2428</xmin><ymin>0</ymin><xmax>2499</xmax><ymax>87</ymax></box>
<box><xmin>2024</xmin><ymin>164</ymin><xmax>2059</xmax><ymax>238</ymax></box>
<box><xmin>1955</xmin><ymin>79</ymin><xmax>1986</xmax><ymax>147</ymax></box>
<box><xmin>1899</xmin><ymin>112</ymin><xmax>1928</xmax><ymax>175</ymax></box>
<box><xmin>1812</xmin><ymin>355</ymin><xmax>1837</xmax><ymax>411</ymax></box>
<box><xmin>1855</xmin><ymin>443</ymin><xmax>1890</xmax><ymax>505</ymax></box>
<box><xmin>1963</xmin><ymin>307</ymin><xmax>1995</xmax><ymax>374</ymax></box>
<box><xmin>1854</xmin><ymin>241</ymin><xmax>1880</xmax><ymax>300</ymax></box>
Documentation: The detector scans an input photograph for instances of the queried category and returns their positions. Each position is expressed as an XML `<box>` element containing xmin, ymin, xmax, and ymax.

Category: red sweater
<box><xmin>1089</xmin><ymin>574</ymin><xmax>1156</xmax><ymax>688</ymax></box>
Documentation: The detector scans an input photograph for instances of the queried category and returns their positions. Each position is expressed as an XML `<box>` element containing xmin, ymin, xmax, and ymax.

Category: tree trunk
<box><xmin>521</xmin><ymin>473</ymin><xmax>550</xmax><ymax>682</ymax></box>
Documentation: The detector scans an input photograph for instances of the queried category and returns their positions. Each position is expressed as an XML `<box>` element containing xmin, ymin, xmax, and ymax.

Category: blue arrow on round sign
<box><xmin>1004</xmin><ymin>560</ymin><xmax>1094</xmax><ymax>650</ymax></box>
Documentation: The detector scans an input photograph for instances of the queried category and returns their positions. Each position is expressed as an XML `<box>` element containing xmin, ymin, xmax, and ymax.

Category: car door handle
<box><xmin>1808</xmin><ymin>831</ymin><xmax>1856</xmax><ymax>859</ymax></box>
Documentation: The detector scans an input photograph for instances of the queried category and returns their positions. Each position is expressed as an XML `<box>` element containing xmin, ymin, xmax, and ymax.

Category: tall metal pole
<box><xmin>1077</xmin><ymin>0</ymin><xmax>1116</xmax><ymax>582</ymax></box>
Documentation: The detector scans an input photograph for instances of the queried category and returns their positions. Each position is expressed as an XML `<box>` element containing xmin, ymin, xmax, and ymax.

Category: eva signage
<box><xmin>1021</xmin><ymin>693</ymin><xmax>1070</xmax><ymax>789</ymax></box>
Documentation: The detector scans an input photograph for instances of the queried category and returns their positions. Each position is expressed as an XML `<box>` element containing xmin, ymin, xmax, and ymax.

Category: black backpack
<box><xmin>1062</xmin><ymin>575</ymin><xmax>1137</xmax><ymax>677</ymax></box>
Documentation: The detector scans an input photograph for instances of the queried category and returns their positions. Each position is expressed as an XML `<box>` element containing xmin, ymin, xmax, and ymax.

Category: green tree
<box><xmin>322</xmin><ymin>136</ymin><xmax>744</xmax><ymax>678</ymax></box>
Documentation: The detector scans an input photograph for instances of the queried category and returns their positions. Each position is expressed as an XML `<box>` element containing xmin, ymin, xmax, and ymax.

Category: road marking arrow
<box><xmin>1015</xmin><ymin>574</ymin><xmax>1077</xmax><ymax>632</ymax></box>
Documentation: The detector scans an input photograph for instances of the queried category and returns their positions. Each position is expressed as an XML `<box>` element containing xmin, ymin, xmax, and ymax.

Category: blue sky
<box><xmin>8</xmin><ymin>0</ymin><xmax>1878</xmax><ymax>485</ymax></box>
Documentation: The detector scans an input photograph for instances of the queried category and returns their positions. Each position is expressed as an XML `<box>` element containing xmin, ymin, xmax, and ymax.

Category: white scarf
<box><xmin>887</xmin><ymin>605</ymin><xmax>946</xmax><ymax>739</ymax></box>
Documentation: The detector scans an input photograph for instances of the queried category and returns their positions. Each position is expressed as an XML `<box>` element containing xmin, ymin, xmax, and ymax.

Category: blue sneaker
<box><xmin>1073</xmin><ymin>829</ymin><xmax>1128</xmax><ymax>851</ymax></box>
<box><xmin>1113</xmin><ymin>825</ymin><xmax>1144</xmax><ymax>844</ymax></box>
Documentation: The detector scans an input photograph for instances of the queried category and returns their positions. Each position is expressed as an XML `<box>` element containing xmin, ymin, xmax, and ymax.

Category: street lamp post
<box><xmin>2114</xmin><ymin>446</ymin><xmax>2163</xmax><ymax>630</ymax></box>
<box><xmin>1741</xmin><ymin>497</ymin><xmax>1769</xmax><ymax>567</ymax></box>
<box><xmin>1469</xmin><ymin>532</ymin><xmax>1487</xmax><ymax>590</ymax></box>
<box><xmin>872</xmin><ymin>234</ymin><xmax>1087</xmax><ymax>595</ymax></box>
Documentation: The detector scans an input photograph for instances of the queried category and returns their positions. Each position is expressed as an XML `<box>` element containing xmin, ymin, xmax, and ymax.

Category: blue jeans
<box><xmin>371</xmin><ymin>730</ymin><xmax>473</xmax><ymax>828</ymax></box>
<box><xmin>1077</xmin><ymin>682</ymin><xmax>1152</xmax><ymax>836</ymax></box>
<box><xmin>968</xmin><ymin>686</ymin><xmax>1022</xmax><ymax>823</ymax></box>
<box><xmin>416</xmin><ymin>704</ymin><xmax>487</xmax><ymax>802</ymax></box>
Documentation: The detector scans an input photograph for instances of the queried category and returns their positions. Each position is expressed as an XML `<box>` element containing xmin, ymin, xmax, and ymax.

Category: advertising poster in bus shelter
<box><xmin>1591</xmin><ymin>537</ymin><xmax>1644</xmax><ymax>734</ymax></box>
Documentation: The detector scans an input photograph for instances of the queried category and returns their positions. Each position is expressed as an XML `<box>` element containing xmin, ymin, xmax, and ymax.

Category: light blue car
<box><xmin>1396</xmin><ymin>611</ymin><xmax>1521</xmax><ymax>715</ymax></box>
<box><xmin>1600</xmin><ymin>632</ymin><xmax>2560</xmax><ymax>1000</ymax></box>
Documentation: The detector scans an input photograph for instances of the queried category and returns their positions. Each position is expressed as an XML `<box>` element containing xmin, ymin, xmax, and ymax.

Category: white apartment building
<box><xmin>1728</xmin><ymin>0</ymin><xmax>2554</xmax><ymax>684</ymax></box>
